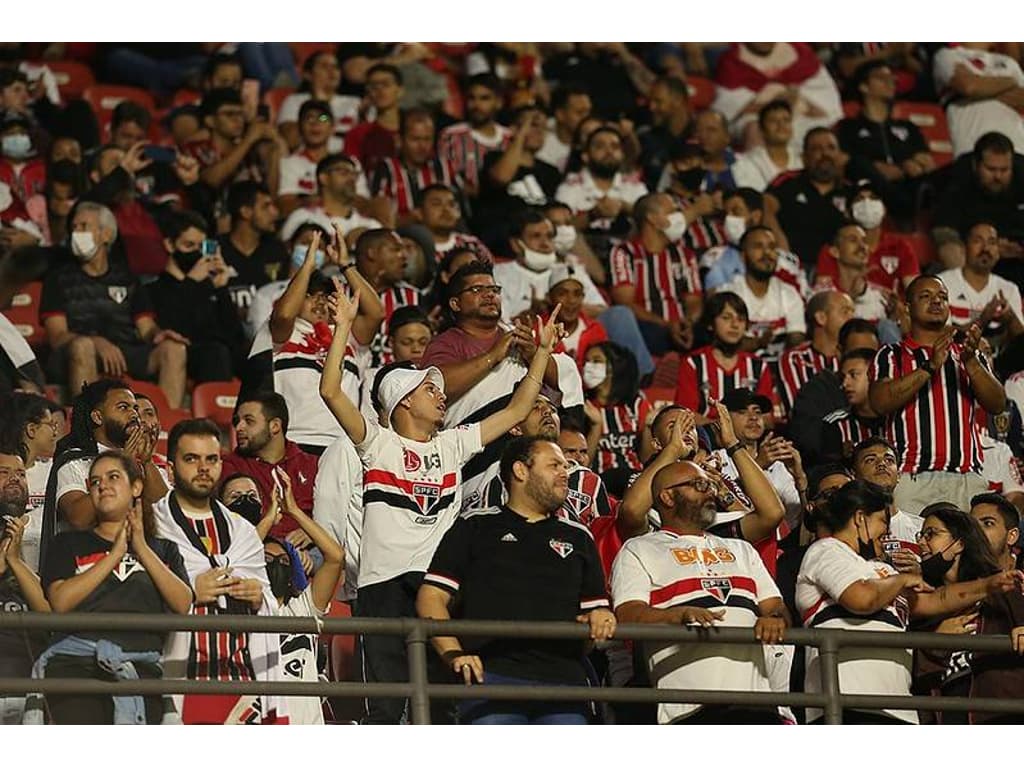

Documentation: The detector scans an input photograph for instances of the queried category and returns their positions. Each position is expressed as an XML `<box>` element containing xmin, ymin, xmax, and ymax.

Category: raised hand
<box><xmin>707</xmin><ymin>396</ymin><xmax>737</xmax><ymax>447</ymax></box>
<box><xmin>538</xmin><ymin>303</ymin><xmax>564</xmax><ymax>352</ymax></box>
<box><xmin>931</xmin><ymin>325</ymin><xmax>955</xmax><ymax>369</ymax></box>
<box><xmin>328</xmin><ymin>279</ymin><xmax>359</xmax><ymax>326</ymax></box>
<box><xmin>961</xmin><ymin>323</ymin><xmax>983</xmax><ymax>363</ymax></box>
<box><xmin>120</xmin><ymin>142</ymin><xmax>153</xmax><ymax>176</ymax></box>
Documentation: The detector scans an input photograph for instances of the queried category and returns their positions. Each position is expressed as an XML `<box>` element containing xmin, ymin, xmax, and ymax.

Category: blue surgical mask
<box><xmin>292</xmin><ymin>244</ymin><xmax>326</xmax><ymax>269</ymax></box>
<box><xmin>2</xmin><ymin>134</ymin><xmax>32</xmax><ymax>160</ymax></box>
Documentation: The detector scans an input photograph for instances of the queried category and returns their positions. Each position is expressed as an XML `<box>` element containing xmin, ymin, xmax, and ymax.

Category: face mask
<box><xmin>674</xmin><ymin>167</ymin><xmax>705</xmax><ymax>192</ymax></box>
<box><xmin>661</xmin><ymin>211</ymin><xmax>687</xmax><ymax>242</ymax></box>
<box><xmin>2</xmin><ymin>134</ymin><xmax>32</xmax><ymax>160</ymax></box>
<box><xmin>520</xmin><ymin>242</ymin><xmax>557</xmax><ymax>272</ymax></box>
<box><xmin>724</xmin><ymin>215</ymin><xmax>747</xmax><ymax>245</ymax></box>
<box><xmin>920</xmin><ymin>542</ymin><xmax>958</xmax><ymax>588</ymax></box>
<box><xmin>851</xmin><ymin>198</ymin><xmax>885</xmax><ymax>230</ymax></box>
<box><xmin>553</xmin><ymin>225</ymin><xmax>577</xmax><ymax>254</ymax></box>
<box><xmin>582</xmin><ymin>360</ymin><xmax>608</xmax><ymax>389</ymax></box>
<box><xmin>856</xmin><ymin>517</ymin><xmax>878</xmax><ymax>561</ymax></box>
<box><xmin>227</xmin><ymin>494</ymin><xmax>262</xmax><ymax>526</ymax></box>
<box><xmin>174</xmin><ymin>249</ymin><xmax>204</xmax><ymax>274</ymax></box>
<box><xmin>71</xmin><ymin>231</ymin><xmax>99</xmax><ymax>262</ymax></box>
<box><xmin>292</xmin><ymin>244</ymin><xmax>327</xmax><ymax>269</ymax></box>
<box><xmin>266</xmin><ymin>559</ymin><xmax>295</xmax><ymax>601</ymax></box>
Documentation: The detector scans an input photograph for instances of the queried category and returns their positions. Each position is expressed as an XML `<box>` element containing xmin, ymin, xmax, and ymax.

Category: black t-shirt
<box><xmin>218</xmin><ymin>234</ymin><xmax>288</xmax><ymax>319</ymax></box>
<box><xmin>769</xmin><ymin>173</ymin><xmax>853</xmax><ymax>268</ymax></box>
<box><xmin>425</xmin><ymin>505</ymin><xmax>608</xmax><ymax>684</ymax></box>
<box><xmin>544</xmin><ymin>50</ymin><xmax>640</xmax><ymax>120</ymax></box>
<box><xmin>474</xmin><ymin>155</ymin><xmax>563</xmax><ymax>250</ymax></box>
<box><xmin>42</xmin><ymin>530</ymin><xmax>189</xmax><ymax>652</ymax></box>
<box><xmin>837</xmin><ymin>114</ymin><xmax>928</xmax><ymax>169</ymax></box>
<box><xmin>151</xmin><ymin>272</ymin><xmax>246</xmax><ymax>347</ymax></box>
<box><xmin>39</xmin><ymin>260</ymin><xmax>154</xmax><ymax>346</ymax></box>
<box><xmin>0</xmin><ymin>572</ymin><xmax>45</xmax><ymax>678</ymax></box>
<box><xmin>788</xmin><ymin>369</ymin><xmax>847</xmax><ymax>463</ymax></box>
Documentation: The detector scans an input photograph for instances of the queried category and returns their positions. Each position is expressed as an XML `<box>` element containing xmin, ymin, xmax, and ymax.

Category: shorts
<box><xmin>47</xmin><ymin>339</ymin><xmax>153</xmax><ymax>384</ymax></box>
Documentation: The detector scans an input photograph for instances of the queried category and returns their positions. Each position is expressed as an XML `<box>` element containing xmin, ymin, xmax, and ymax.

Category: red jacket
<box><xmin>221</xmin><ymin>440</ymin><xmax>319</xmax><ymax>538</ymax></box>
<box><xmin>544</xmin><ymin>311</ymin><xmax>608</xmax><ymax>368</ymax></box>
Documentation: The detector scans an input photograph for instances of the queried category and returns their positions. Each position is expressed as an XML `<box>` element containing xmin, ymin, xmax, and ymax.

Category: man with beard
<box><xmin>417</xmin><ymin>436</ymin><xmax>614</xmax><ymax>725</ymax></box>
<box><xmin>611</xmin><ymin>458</ymin><xmax>788</xmax><ymax>725</ymax></box>
<box><xmin>438</xmin><ymin>74</ymin><xmax>510</xmax><ymax>197</ymax></box>
<box><xmin>765</xmin><ymin>127</ymin><xmax>853</xmax><ymax>268</ymax></box>
<box><xmin>719</xmin><ymin>226</ymin><xmax>806</xmax><ymax>359</ymax></box>
<box><xmin>153</xmin><ymin>419</ymin><xmax>285</xmax><ymax>725</ymax></box>
<box><xmin>849</xmin><ymin>437</ymin><xmax>922</xmax><ymax>560</ymax></box>
<box><xmin>870</xmin><ymin>275</ymin><xmax>1006</xmax><ymax>514</ymax></box>
<box><xmin>222</xmin><ymin>391</ymin><xmax>319</xmax><ymax>545</ymax></box>
<box><xmin>280</xmin><ymin>153</ymin><xmax>380</xmax><ymax>243</ymax></box>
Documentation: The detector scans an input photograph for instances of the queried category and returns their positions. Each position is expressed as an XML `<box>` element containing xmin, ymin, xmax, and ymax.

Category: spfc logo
<box><xmin>549</xmin><ymin>539</ymin><xmax>573</xmax><ymax>559</ymax></box>
<box><xmin>879</xmin><ymin>255</ymin><xmax>899</xmax><ymax>275</ymax></box>
<box><xmin>701</xmin><ymin>577</ymin><xmax>732</xmax><ymax>603</ymax></box>
<box><xmin>108</xmin><ymin>285</ymin><xmax>128</xmax><ymax>304</ymax></box>
<box><xmin>403</xmin><ymin>448</ymin><xmax>421</xmax><ymax>472</ymax></box>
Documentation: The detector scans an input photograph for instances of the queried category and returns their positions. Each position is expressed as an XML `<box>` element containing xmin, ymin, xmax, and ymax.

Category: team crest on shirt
<box><xmin>403</xmin><ymin>449</ymin><xmax>421</xmax><ymax>472</ymax></box>
<box><xmin>880</xmin><ymin>255</ymin><xmax>899</xmax><ymax>275</ymax></box>
<box><xmin>701</xmin><ymin>577</ymin><xmax>732</xmax><ymax>603</ymax></box>
<box><xmin>549</xmin><ymin>539</ymin><xmax>573</xmax><ymax>559</ymax></box>
<box><xmin>107</xmin><ymin>285</ymin><xmax>128</xmax><ymax>304</ymax></box>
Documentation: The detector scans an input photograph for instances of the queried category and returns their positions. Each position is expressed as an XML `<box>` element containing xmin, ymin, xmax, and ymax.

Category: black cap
<box><xmin>721</xmin><ymin>387</ymin><xmax>772</xmax><ymax>415</ymax></box>
<box><xmin>0</xmin><ymin>109</ymin><xmax>30</xmax><ymax>131</ymax></box>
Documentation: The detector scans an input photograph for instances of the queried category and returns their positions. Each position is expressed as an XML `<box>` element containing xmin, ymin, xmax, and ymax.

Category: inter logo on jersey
<box><xmin>549</xmin><ymin>539</ymin><xmax>573</xmax><ymax>559</ymax></box>
<box><xmin>701</xmin><ymin>577</ymin><xmax>732</xmax><ymax>603</ymax></box>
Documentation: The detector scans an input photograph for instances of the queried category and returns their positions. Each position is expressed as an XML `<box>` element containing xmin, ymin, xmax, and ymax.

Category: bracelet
<box><xmin>526</xmin><ymin>372</ymin><xmax>542</xmax><ymax>386</ymax></box>
<box><xmin>725</xmin><ymin>441</ymin><xmax>744</xmax><ymax>457</ymax></box>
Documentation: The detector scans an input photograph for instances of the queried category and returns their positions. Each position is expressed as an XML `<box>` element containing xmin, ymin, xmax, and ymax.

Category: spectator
<box><xmin>343</xmin><ymin>63</ymin><xmax>403</xmax><ymax>172</ymax></box>
<box><xmin>694</xmin><ymin>110</ymin><xmax>737</xmax><ymax>191</ymax></box>
<box><xmin>815</xmin><ymin>182</ymin><xmax>919</xmax><ymax>296</ymax></box>
<box><xmin>712</xmin><ymin>43</ymin><xmax>843</xmax><ymax>148</ymax></box>
<box><xmin>417</xmin><ymin>435</ymin><xmax>615</xmax><ymax>725</ymax></box>
<box><xmin>438</xmin><ymin>73</ymin><xmax>509</xmax><ymax>196</ymax></box>
<box><xmin>417</xmin><ymin>183</ymin><xmax>492</xmax><ymax>263</ymax></box>
<box><xmin>718</xmin><ymin>225</ymin><xmax>807</xmax><ymax>358</ymax></box>
<box><xmin>360</xmin><ymin>305</ymin><xmax>433</xmax><ymax>423</ymax></box>
<box><xmin>637</xmin><ymin>75</ymin><xmax>694</xmax><ymax>188</ymax></box>
<box><xmin>0</xmin><ymin>110</ymin><xmax>45</xmax><ymax>219</ymax></box>
<box><xmin>108</xmin><ymin>101</ymin><xmax>196</xmax><ymax>208</ymax></box>
<box><xmin>541</xmin><ymin>199</ymin><xmax>607</xmax><ymax>287</ymax></box>
<box><xmin>421</xmin><ymin>246</ymin><xmax>480</xmax><ymax>321</ymax></box>
<box><xmin>279</xmin><ymin>152</ymin><xmax>379</xmax><ymax>242</ymax></box>
<box><xmin>849</xmin><ymin>437</ymin><xmax>924</xmax><ymax>554</ymax></box>
<box><xmin>0</xmin><ymin>302</ymin><xmax>43</xmax><ymax>395</ymax></box>
<box><xmin>970</xmin><ymin>492</ymin><xmax>1021</xmax><ymax>571</ymax></box>
<box><xmin>765</xmin><ymin>127</ymin><xmax>853</xmax><ymax>268</ymax></box>
<box><xmin>131</xmin><ymin>392</ymin><xmax>169</xmax><ymax>479</ymax></box>
<box><xmin>492</xmin><ymin>208</ymin><xmax>562</xmax><ymax>321</ymax></box>
<box><xmin>870</xmin><ymin>275</ymin><xmax>1006</xmax><ymax>514</ymax></box>
<box><xmin>40</xmin><ymin>202</ymin><xmax>188</xmax><ymax>404</ymax></box>
<box><xmin>730</xmin><ymin>100</ymin><xmax>803</xmax><ymax>192</ymax></box>
<box><xmin>319</xmin><ymin>290</ymin><xmax>564</xmax><ymax>723</ymax></box>
<box><xmin>582</xmin><ymin>341</ymin><xmax>648</xmax><ymax>477</ymax></box>
<box><xmin>913</xmin><ymin>503</ymin><xmax>1024</xmax><ymax>724</ymax></box>
<box><xmin>34</xmin><ymin>450</ymin><xmax>190</xmax><ymax>724</ymax></box>
<box><xmin>545</xmin><ymin>44</ymin><xmax>652</xmax><ymax>122</ymax></box>
<box><xmin>352</xmin><ymin>227</ymin><xmax>422</xmax><ymax>365</ymax></box>
<box><xmin>544</xmin><ymin>264</ymin><xmax>608</xmax><ymax>368</ymax></box>
<box><xmin>277</xmin><ymin>99</ymin><xmax>336</xmax><ymax>216</ymax></box>
<box><xmin>152</xmin><ymin>209</ymin><xmax>247</xmax><ymax>384</ymax></box>
<box><xmin>277</xmin><ymin>51</ymin><xmax>361</xmax><ymax>153</ymax></box>
<box><xmin>0</xmin><ymin>451</ymin><xmax>49</xmax><ymax>725</ymax></box>
<box><xmin>776</xmin><ymin>290</ymin><xmax>853</xmax><ymax>416</ymax></box>
<box><xmin>611</xmin><ymin>457</ymin><xmax>788</xmax><ymax>725</ymax></box>
<box><xmin>609</xmin><ymin>192</ymin><xmax>701</xmax><ymax>356</ymax></box>
<box><xmin>933</xmin><ymin>43</ymin><xmax>1024</xmax><ymax>157</ymax></box>
<box><xmin>537</xmin><ymin>83</ymin><xmax>593</xmax><ymax>174</ymax></box>
<box><xmin>29</xmin><ymin>157</ymin><xmax>83</xmax><ymax>246</ymax></box>
<box><xmin>675</xmin><ymin>292</ymin><xmax>777</xmax><ymax>422</ymax></box>
<box><xmin>201</xmin><ymin>52</ymin><xmax>243</xmax><ymax>92</ymax></box>
<box><xmin>821</xmin><ymin>349</ymin><xmax>886</xmax><ymax>463</ymax></box>
<box><xmin>370</xmin><ymin>108</ymin><xmax>455</xmax><ymax>224</ymax></box>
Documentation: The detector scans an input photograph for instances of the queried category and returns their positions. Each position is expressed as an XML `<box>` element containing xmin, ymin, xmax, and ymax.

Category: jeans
<box><xmin>459</xmin><ymin>672</ymin><xmax>588</xmax><ymax>725</ymax></box>
<box><xmin>597</xmin><ymin>305</ymin><xmax>655</xmax><ymax>376</ymax></box>
<box><xmin>236</xmin><ymin>43</ymin><xmax>300</xmax><ymax>91</ymax></box>
<box><xmin>104</xmin><ymin>49</ymin><xmax>207</xmax><ymax>96</ymax></box>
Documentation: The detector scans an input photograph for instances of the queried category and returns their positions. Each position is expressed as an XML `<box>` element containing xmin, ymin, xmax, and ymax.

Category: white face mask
<box><xmin>553</xmin><ymin>224</ymin><xmax>577</xmax><ymax>254</ymax></box>
<box><xmin>520</xmin><ymin>242</ymin><xmax>557</xmax><ymax>272</ymax></box>
<box><xmin>851</xmin><ymin>198</ymin><xmax>885</xmax><ymax>230</ymax></box>
<box><xmin>582</xmin><ymin>360</ymin><xmax>608</xmax><ymax>389</ymax></box>
<box><xmin>661</xmin><ymin>211</ymin><xmax>687</xmax><ymax>242</ymax></box>
<box><xmin>724</xmin><ymin>214</ymin><xmax>747</xmax><ymax>245</ymax></box>
<box><xmin>71</xmin><ymin>231</ymin><xmax>99</xmax><ymax>262</ymax></box>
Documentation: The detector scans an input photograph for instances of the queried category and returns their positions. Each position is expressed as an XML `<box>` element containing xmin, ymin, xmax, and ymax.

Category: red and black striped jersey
<box><xmin>683</xmin><ymin>214</ymin><xmax>727</xmax><ymax>255</ymax></box>
<box><xmin>593</xmin><ymin>393</ymin><xmax>650</xmax><ymax>474</ymax></box>
<box><xmin>437</xmin><ymin>122</ymin><xmax>510</xmax><ymax>192</ymax></box>
<box><xmin>870</xmin><ymin>338</ymin><xmax>987</xmax><ymax>474</ymax></box>
<box><xmin>777</xmin><ymin>343</ymin><xmax>839</xmax><ymax>416</ymax></box>
<box><xmin>370</xmin><ymin>282</ymin><xmax>424</xmax><ymax>367</ymax></box>
<box><xmin>822</xmin><ymin>408</ymin><xmax>886</xmax><ymax>462</ymax></box>
<box><xmin>434</xmin><ymin>231</ymin><xmax>494</xmax><ymax>263</ymax></box>
<box><xmin>370</xmin><ymin>156</ymin><xmax>456</xmax><ymax>218</ymax></box>
<box><xmin>609</xmin><ymin>238</ymin><xmax>701</xmax><ymax>322</ymax></box>
<box><xmin>675</xmin><ymin>346</ymin><xmax>776</xmax><ymax>419</ymax></box>
<box><xmin>560</xmin><ymin>464</ymin><xmax>615</xmax><ymax>527</ymax></box>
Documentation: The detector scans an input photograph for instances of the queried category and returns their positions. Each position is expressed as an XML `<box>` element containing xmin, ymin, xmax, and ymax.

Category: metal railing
<box><xmin>2</xmin><ymin>612</ymin><xmax>1023</xmax><ymax>724</ymax></box>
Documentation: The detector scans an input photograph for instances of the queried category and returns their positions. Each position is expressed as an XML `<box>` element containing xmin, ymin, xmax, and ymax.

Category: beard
<box><xmin>747</xmin><ymin>263</ymin><xmax>775</xmax><ymax>282</ymax></box>
<box><xmin>525</xmin><ymin>476</ymin><xmax>568</xmax><ymax>515</ymax></box>
<box><xmin>235</xmin><ymin>426</ymin><xmax>270</xmax><ymax>457</ymax></box>
<box><xmin>172</xmin><ymin>469</ymin><xmax>216</xmax><ymax>502</ymax></box>
<box><xmin>807</xmin><ymin>163</ymin><xmax>837</xmax><ymax>184</ymax></box>
<box><xmin>0</xmin><ymin>491</ymin><xmax>27</xmax><ymax>517</ymax></box>
<box><xmin>690</xmin><ymin>500</ymin><xmax>717</xmax><ymax>530</ymax></box>
<box><xmin>104</xmin><ymin>417</ymin><xmax>137</xmax><ymax>448</ymax></box>
<box><xmin>588</xmin><ymin>160</ymin><xmax>619</xmax><ymax>180</ymax></box>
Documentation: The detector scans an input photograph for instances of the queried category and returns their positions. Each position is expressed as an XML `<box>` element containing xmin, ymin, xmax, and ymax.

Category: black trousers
<box><xmin>44</xmin><ymin>655</ymin><xmax>164</xmax><ymax>724</ymax></box>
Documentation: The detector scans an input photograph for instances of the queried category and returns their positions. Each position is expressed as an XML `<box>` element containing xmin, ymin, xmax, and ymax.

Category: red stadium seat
<box><xmin>83</xmin><ymin>84</ymin><xmax>159</xmax><ymax>142</ymax></box>
<box><xmin>171</xmin><ymin>88</ymin><xmax>201</xmax><ymax>108</ymax></box>
<box><xmin>2</xmin><ymin>281</ymin><xmax>45</xmax><ymax>347</ymax></box>
<box><xmin>891</xmin><ymin>101</ymin><xmax>953</xmax><ymax>167</ymax></box>
<box><xmin>123</xmin><ymin>378</ymin><xmax>172</xmax><ymax>418</ymax></box>
<box><xmin>687</xmin><ymin>76</ymin><xmax>715</xmax><ymax>111</ymax></box>
<box><xmin>289</xmin><ymin>42</ymin><xmax>336</xmax><ymax>67</ymax></box>
<box><xmin>263</xmin><ymin>87</ymin><xmax>295</xmax><ymax>123</ymax></box>
<box><xmin>191</xmin><ymin>380</ymin><xmax>241</xmax><ymax>428</ymax></box>
<box><xmin>643</xmin><ymin>386</ymin><xmax>677</xmax><ymax>412</ymax></box>
<box><xmin>36</xmin><ymin>59</ymin><xmax>96</xmax><ymax>101</ymax></box>
<box><xmin>842</xmin><ymin>100</ymin><xmax>861</xmax><ymax>119</ymax></box>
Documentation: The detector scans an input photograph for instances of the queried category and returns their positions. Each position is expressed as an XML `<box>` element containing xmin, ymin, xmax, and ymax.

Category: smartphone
<box><xmin>143</xmin><ymin>145</ymin><xmax>177</xmax><ymax>165</ymax></box>
<box><xmin>201</xmin><ymin>239</ymin><xmax>218</xmax><ymax>257</ymax></box>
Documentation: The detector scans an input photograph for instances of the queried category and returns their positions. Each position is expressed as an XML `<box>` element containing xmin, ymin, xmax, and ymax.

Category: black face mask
<box><xmin>856</xmin><ymin>518</ymin><xmax>878</xmax><ymax>561</ymax></box>
<box><xmin>174</xmin><ymin>249</ymin><xmax>204</xmax><ymax>274</ymax></box>
<box><xmin>266</xmin><ymin>559</ymin><xmax>295</xmax><ymax>601</ymax></box>
<box><xmin>921</xmin><ymin>544</ymin><xmax>958</xmax><ymax>587</ymax></box>
<box><xmin>227</xmin><ymin>495</ymin><xmax>262</xmax><ymax>527</ymax></box>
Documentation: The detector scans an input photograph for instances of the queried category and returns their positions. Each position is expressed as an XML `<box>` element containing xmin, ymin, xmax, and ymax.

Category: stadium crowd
<box><xmin>3</xmin><ymin>41</ymin><xmax>1024</xmax><ymax>724</ymax></box>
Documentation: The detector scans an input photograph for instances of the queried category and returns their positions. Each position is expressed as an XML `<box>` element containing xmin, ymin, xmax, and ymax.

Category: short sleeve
<box><xmin>130</xmin><ymin>280</ymin><xmax>155</xmax><ymax>320</ymax></box>
<box><xmin>744</xmin><ymin>540</ymin><xmax>782</xmax><ymax>603</ymax></box>
<box><xmin>610</xmin><ymin>544</ymin><xmax>652</xmax><ymax>609</ymax></box>
<box><xmin>39</xmin><ymin>271</ymin><xmax>66</xmax><ymax>320</ymax></box>
<box><xmin>422</xmin><ymin>517</ymin><xmax>473</xmax><ymax>594</ymax></box>
<box><xmin>353</xmin><ymin>414</ymin><xmax>385</xmax><ymax>462</ymax></box>
<box><xmin>800</xmin><ymin>541</ymin><xmax>866</xmax><ymax>604</ymax></box>
<box><xmin>608</xmin><ymin>244</ymin><xmax>634</xmax><ymax>288</ymax></box>
<box><xmin>277</xmin><ymin>156</ymin><xmax>305</xmax><ymax>196</ymax></box>
<box><xmin>154</xmin><ymin>538</ymin><xmax>190</xmax><ymax>584</ymax></box>
<box><xmin>41</xmin><ymin>533</ymin><xmax>77</xmax><ymax>588</ymax></box>
<box><xmin>871</xmin><ymin>344</ymin><xmax>897</xmax><ymax>381</ymax></box>
<box><xmin>444</xmin><ymin>423</ymin><xmax>483</xmax><ymax>465</ymax></box>
<box><xmin>55</xmin><ymin>457</ymin><xmax>89</xmax><ymax>507</ymax></box>
<box><xmin>783</xmin><ymin>286</ymin><xmax>807</xmax><ymax>335</ymax></box>
<box><xmin>578</xmin><ymin>531</ymin><xmax>610</xmax><ymax>611</ymax></box>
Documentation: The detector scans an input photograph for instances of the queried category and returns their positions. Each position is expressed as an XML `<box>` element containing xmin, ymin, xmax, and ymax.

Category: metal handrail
<box><xmin>3</xmin><ymin>612</ymin><xmax>1022</xmax><ymax>724</ymax></box>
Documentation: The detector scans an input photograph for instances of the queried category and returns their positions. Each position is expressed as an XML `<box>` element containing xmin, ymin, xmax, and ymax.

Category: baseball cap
<box><xmin>378</xmin><ymin>365</ymin><xmax>445</xmax><ymax>428</ymax></box>
<box><xmin>548</xmin><ymin>262</ymin><xmax>585</xmax><ymax>292</ymax></box>
<box><xmin>720</xmin><ymin>387</ymin><xmax>772</xmax><ymax>414</ymax></box>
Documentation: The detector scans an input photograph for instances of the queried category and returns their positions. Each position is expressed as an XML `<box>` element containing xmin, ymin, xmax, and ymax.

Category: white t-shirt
<box><xmin>555</xmin><ymin>169</ymin><xmax>649</xmax><ymax>217</ymax></box>
<box><xmin>277</xmin><ymin>92</ymin><xmax>363</xmax><ymax>152</ymax></box>
<box><xmin>717</xmin><ymin>450</ymin><xmax>801</xmax><ymax>526</ymax></box>
<box><xmin>277</xmin><ymin>155</ymin><xmax>372</xmax><ymax>200</ymax></box>
<box><xmin>730</xmin><ymin>145</ymin><xmax>802</xmax><ymax>192</ymax></box>
<box><xmin>1007</xmin><ymin>371</ymin><xmax>1024</xmax><ymax>420</ymax></box>
<box><xmin>718</xmin><ymin>275</ymin><xmax>806</xmax><ymax>358</ymax></box>
<box><xmin>22</xmin><ymin>458</ymin><xmax>51</xmax><ymax>572</ymax></box>
<box><xmin>354</xmin><ymin>418</ymin><xmax>483</xmax><ymax>587</ymax></box>
<box><xmin>313</xmin><ymin>435</ymin><xmax>363</xmax><ymax>601</ymax></box>
<box><xmin>493</xmin><ymin>259</ymin><xmax>606</xmax><ymax>322</ymax></box>
<box><xmin>937</xmin><ymin>267</ymin><xmax>1024</xmax><ymax>331</ymax></box>
<box><xmin>279</xmin><ymin>204</ymin><xmax>380</xmax><ymax>243</ymax></box>
<box><xmin>934</xmin><ymin>46</ymin><xmax>1024</xmax><ymax>157</ymax></box>
<box><xmin>796</xmin><ymin>537</ymin><xmax>917</xmax><ymax>723</ymax></box>
<box><xmin>981</xmin><ymin>432</ymin><xmax>1024</xmax><ymax>495</ymax></box>
<box><xmin>536</xmin><ymin>130</ymin><xmax>571</xmax><ymax>173</ymax></box>
<box><xmin>276</xmin><ymin>587</ymin><xmax>325</xmax><ymax>725</ymax></box>
<box><xmin>611</xmin><ymin>529</ymin><xmax>780</xmax><ymax>724</ymax></box>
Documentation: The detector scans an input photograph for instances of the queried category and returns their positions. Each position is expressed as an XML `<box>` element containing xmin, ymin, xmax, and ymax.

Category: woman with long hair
<box><xmin>30</xmin><ymin>451</ymin><xmax>192</xmax><ymax>724</ymax></box>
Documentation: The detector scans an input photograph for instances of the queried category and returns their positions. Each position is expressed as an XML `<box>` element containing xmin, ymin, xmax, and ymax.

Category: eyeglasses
<box><xmin>459</xmin><ymin>284</ymin><xmax>502</xmax><ymax>296</ymax></box>
<box><xmin>303</xmin><ymin>113</ymin><xmax>332</xmax><ymax>124</ymax></box>
<box><xmin>35</xmin><ymin>418</ymin><xmax>59</xmax><ymax>433</ymax></box>
<box><xmin>916</xmin><ymin>527</ymin><xmax>950</xmax><ymax>543</ymax></box>
<box><xmin>664</xmin><ymin>478</ymin><xmax>715</xmax><ymax>494</ymax></box>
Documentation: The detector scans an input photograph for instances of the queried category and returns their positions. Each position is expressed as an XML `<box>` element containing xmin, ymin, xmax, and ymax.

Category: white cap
<box><xmin>548</xmin><ymin>263</ymin><xmax>585</xmax><ymax>292</ymax></box>
<box><xmin>378</xmin><ymin>365</ymin><xmax>446</xmax><ymax>427</ymax></box>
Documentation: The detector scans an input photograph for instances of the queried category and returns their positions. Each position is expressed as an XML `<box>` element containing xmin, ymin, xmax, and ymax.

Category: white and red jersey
<box><xmin>611</xmin><ymin>529</ymin><xmax>780</xmax><ymax>724</ymax></box>
<box><xmin>981</xmin><ymin>431</ymin><xmax>1024</xmax><ymax>495</ymax></box>
<box><xmin>276</xmin><ymin>92</ymin><xmax>362</xmax><ymax>148</ymax></box>
<box><xmin>777</xmin><ymin>343</ymin><xmax>838</xmax><ymax>415</ymax></box>
<box><xmin>812</xmin><ymin>276</ymin><xmax>889</xmax><ymax>322</ymax></box>
<box><xmin>822</xmin><ymin>407</ymin><xmax>885</xmax><ymax>460</ymax></box>
<box><xmin>437</xmin><ymin>121</ymin><xmax>510</xmax><ymax>192</ymax></box>
<box><xmin>815</xmin><ymin>233</ymin><xmax>919</xmax><ymax>296</ymax></box>
<box><xmin>278</xmin><ymin>150</ymin><xmax>324</xmax><ymax>197</ymax></box>
<box><xmin>434</xmin><ymin>231</ymin><xmax>493</xmax><ymax>263</ymax></box>
<box><xmin>675</xmin><ymin>346</ymin><xmax>776</xmax><ymax>419</ymax></box>
<box><xmin>370</xmin><ymin>156</ymin><xmax>456</xmax><ymax>218</ymax></box>
<box><xmin>937</xmin><ymin>267</ymin><xmax>1024</xmax><ymax>333</ymax></box>
<box><xmin>870</xmin><ymin>337</ymin><xmax>986</xmax><ymax>475</ymax></box>
<box><xmin>718</xmin><ymin>275</ymin><xmax>806</xmax><ymax>359</ymax></box>
<box><xmin>796</xmin><ymin>536</ymin><xmax>916</xmax><ymax>723</ymax></box>
<box><xmin>609</xmin><ymin>238</ymin><xmax>701</xmax><ymax>323</ymax></box>
<box><xmin>555</xmin><ymin>168</ymin><xmax>649</xmax><ymax>225</ymax></box>
<box><xmin>354</xmin><ymin>418</ymin><xmax>483</xmax><ymax>588</ymax></box>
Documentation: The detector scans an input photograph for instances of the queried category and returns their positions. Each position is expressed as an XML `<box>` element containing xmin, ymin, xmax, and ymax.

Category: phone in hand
<box><xmin>201</xmin><ymin>239</ymin><xmax>218</xmax><ymax>257</ymax></box>
<box><xmin>143</xmin><ymin>145</ymin><xmax>177</xmax><ymax>165</ymax></box>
